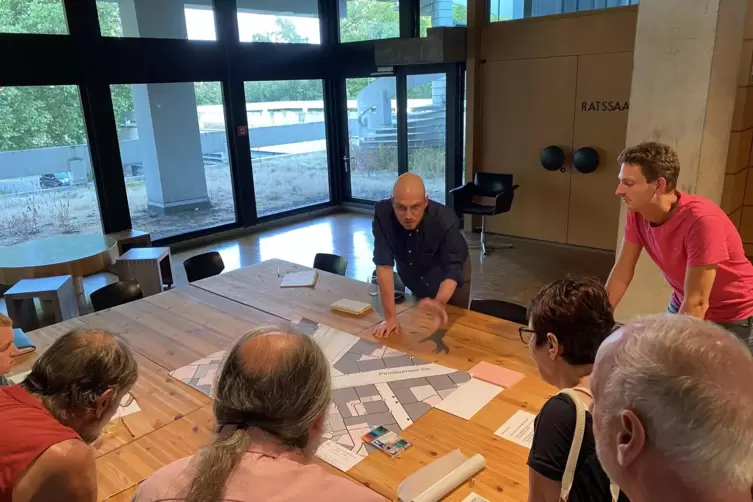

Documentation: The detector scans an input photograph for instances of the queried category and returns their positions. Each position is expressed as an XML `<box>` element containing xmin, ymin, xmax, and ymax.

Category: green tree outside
<box><xmin>0</xmin><ymin>0</ymin><xmax>460</xmax><ymax>152</ymax></box>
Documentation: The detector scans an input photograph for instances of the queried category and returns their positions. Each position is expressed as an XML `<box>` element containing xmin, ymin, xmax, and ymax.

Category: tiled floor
<box><xmin>1</xmin><ymin>212</ymin><xmax>616</xmax><ymax>323</ymax></box>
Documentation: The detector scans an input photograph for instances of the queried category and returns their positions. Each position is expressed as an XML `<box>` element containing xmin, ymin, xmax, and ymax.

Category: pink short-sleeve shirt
<box><xmin>133</xmin><ymin>430</ymin><xmax>386</xmax><ymax>502</ymax></box>
<box><xmin>624</xmin><ymin>192</ymin><xmax>753</xmax><ymax>323</ymax></box>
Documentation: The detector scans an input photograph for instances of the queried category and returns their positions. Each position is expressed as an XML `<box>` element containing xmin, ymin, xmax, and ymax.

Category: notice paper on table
<box><xmin>316</xmin><ymin>439</ymin><xmax>364</xmax><ymax>472</ymax></box>
<box><xmin>494</xmin><ymin>410</ymin><xmax>537</xmax><ymax>449</ymax></box>
<box><xmin>112</xmin><ymin>398</ymin><xmax>141</xmax><ymax>421</ymax></box>
<box><xmin>9</xmin><ymin>370</ymin><xmax>30</xmax><ymax>385</ymax></box>
<box><xmin>461</xmin><ymin>493</ymin><xmax>491</xmax><ymax>502</ymax></box>
<box><xmin>280</xmin><ymin>270</ymin><xmax>318</xmax><ymax>288</ymax></box>
<box><xmin>436</xmin><ymin>378</ymin><xmax>503</xmax><ymax>420</ymax></box>
<box><xmin>469</xmin><ymin>361</ymin><xmax>524</xmax><ymax>389</ymax></box>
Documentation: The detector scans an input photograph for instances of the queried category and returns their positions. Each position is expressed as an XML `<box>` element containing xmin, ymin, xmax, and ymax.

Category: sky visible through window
<box><xmin>184</xmin><ymin>8</ymin><xmax>321</xmax><ymax>43</ymax></box>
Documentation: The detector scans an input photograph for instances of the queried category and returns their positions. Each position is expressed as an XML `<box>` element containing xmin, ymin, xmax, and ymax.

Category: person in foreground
<box><xmin>525</xmin><ymin>278</ymin><xmax>628</xmax><ymax>502</ymax></box>
<box><xmin>607</xmin><ymin>142</ymin><xmax>753</xmax><ymax>348</ymax></box>
<box><xmin>0</xmin><ymin>329</ymin><xmax>138</xmax><ymax>502</ymax></box>
<box><xmin>591</xmin><ymin>314</ymin><xmax>753</xmax><ymax>502</ymax></box>
<box><xmin>134</xmin><ymin>325</ymin><xmax>386</xmax><ymax>502</ymax></box>
<box><xmin>0</xmin><ymin>314</ymin><xmax>20</xmax><ymax>386</ymax></box>
<box><xmin>372</xmin><ymin>173</ymin><xmax>470</xmax><ymax>338</ymax></box>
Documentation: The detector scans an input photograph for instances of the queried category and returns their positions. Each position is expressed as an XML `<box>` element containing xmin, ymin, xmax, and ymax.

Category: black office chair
<box><xmin>449</xmin><ymin>173</ymin><xmax>519</xmax><ymax>255</ymax></box>
<box><xmin>183</xmin><ymin>251</ymin><xmax>225</xmax><ymax>283</ymax></box>
<box><xmin>90</xmin><ymin>280</ymin><xmax>144</xmax><ymax>312</ymax></box>
<box><xmin>371</xmin><ymin>270</ymin><xmax>406</xmax><ymax>293</ymax></box>
<box><xmin>470</xmin><ymin>299</ymin><xmax>528</xmax><ymax>325</ymax></box>
<box><xmin>313</xmin><ymin>253</ymin><xmax>348</xmax><ymax>276</ymax></box>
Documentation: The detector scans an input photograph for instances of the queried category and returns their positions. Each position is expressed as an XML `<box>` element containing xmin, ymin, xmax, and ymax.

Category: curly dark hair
<box><xmin>527</xmin><ymin>277</ymin><xmax>615</xmax><ymax>366</ymax></box>
<box><xmin>617</xmin><ymin>141</ymin><xmax>680</xmax><ymax>191</ymax></box>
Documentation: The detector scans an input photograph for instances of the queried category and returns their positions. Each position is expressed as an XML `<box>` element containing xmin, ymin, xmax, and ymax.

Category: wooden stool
<box><xmin>107</xmin><ymin>229</ymin><xmax>152</xmax><ymax>255</ymax></box>
<box><xmin>116</xmin><ymin>247</ymin><xmax>173</xmax><ymax>297</ymax></box>
<box><xmin>5</xmin><ymin>276</ymin><xmax>79</xmax><ymax>331</ymax></box>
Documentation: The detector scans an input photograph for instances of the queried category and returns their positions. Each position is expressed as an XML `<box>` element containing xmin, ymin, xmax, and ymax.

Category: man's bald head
<box><xmin>214</xmin><ymin>326</ymin><xmax>331</xmax><ymax>449</ymax></box>
<box><xmin>393</xmin><ymin>172</ymin><xmax>426</xmax><ymax>199</ymax></box>
<box><xmin>391</xmin><ymin>173</ymin><xmax>428</xmax><ymax>230</ymax></box>
<box><xmin>592</xmin><ymin>315</ymin><xmax>753</xmax><ymax>495</ymax></box>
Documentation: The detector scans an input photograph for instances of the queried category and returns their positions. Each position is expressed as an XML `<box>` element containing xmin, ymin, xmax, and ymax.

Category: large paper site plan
<box><xmin>170</xmin><ymin>317</ymin><xmax>471</xmax><ymax>458</ymax></box>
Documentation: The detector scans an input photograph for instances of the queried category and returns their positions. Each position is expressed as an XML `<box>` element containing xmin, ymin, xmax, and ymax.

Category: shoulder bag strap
<box><xmin>558</xmin><ymin>388</ymin><xmax>587</xmax><ymax>502</ymax></box>
<box><xmin>558</xmin><ymin>388</ymin><xmax>619</xmax><ymax>502</ymax></box>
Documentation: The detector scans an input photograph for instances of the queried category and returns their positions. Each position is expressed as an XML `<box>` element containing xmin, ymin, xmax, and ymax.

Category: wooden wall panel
<box><xmin>481</xmin><ymin>57</ymin><xmax>577</xmax><ymax>242</ymax></box>
<box><xmin>480</xmin><ymin>7</ymin><xmax>638</xmax><ymax>62</ymax></box>
<box><xmin>567</xmin><ymin>52</ymin><xmax>633</xmax><ymax>251</ymax></box>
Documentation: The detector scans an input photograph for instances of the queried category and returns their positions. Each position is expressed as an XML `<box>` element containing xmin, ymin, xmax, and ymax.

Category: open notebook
<box><xmin>280</xmin><ymin>270</ymin><xmax>318</xmax><ymax>288</ymax></box>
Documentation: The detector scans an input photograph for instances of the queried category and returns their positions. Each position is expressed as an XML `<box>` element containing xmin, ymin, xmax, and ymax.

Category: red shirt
<box><xmin>625</xmin><ymin>192</ymin><xmax>753</xmax><ymax>323</ymax></box>
<box><xmin>0</xmin><ymin>385</ymin><xmax>81</xmax><ymax>502</ymax></box>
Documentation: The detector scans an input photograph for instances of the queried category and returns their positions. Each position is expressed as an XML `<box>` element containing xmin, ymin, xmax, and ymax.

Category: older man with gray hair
<box><xmin>135</xmin><ymin>326</ymin><xmax>386</xmax><ymax>502</ymax></box>
<box><xmin>591</xmin><ymin>315</ymin><xmax>753</xmax><ymax>502</ymax></box>
<box><xmin>0</xmin><ymin>329</ymin><xmax>138</xmax><ymax>502</ymax></box>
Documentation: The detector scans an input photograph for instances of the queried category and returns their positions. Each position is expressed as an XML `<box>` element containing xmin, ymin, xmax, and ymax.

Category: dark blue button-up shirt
<box><xmin>372</xmin><ymin>199</ymin><xmax>469</xmax><ymax>299</ymax></box>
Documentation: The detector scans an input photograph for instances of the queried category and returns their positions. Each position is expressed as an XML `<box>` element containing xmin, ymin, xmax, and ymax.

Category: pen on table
<box><xmin>122</xmin><ymin>417</ymin><xmax>135</xmax><ymax>438</ymax></box>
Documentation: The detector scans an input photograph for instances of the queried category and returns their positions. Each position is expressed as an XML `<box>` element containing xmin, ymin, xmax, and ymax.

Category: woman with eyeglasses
<box><xmin>522</xmin><ymin>277</ymin><xmax>629</xmax><ymax>502</ymax></box>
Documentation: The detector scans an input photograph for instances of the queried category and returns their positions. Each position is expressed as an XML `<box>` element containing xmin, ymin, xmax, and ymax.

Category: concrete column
<box><xmin>614</xmin><ymin>0</ymin><xmax>748</xmax><ymax>321</ymax></box>
<box><xmin>67</xmin><ymin>146</ymin><xmax>91</xmax><ymax>185</ymax></box>
<box><xmin>119</xmin><ymin>0</ymin><xmax>211</xmax><ymax>215</ymax></box>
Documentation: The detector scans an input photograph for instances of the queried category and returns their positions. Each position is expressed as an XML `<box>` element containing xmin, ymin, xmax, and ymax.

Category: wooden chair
<box><xmin>313</xmin><ymin>253</ymin><xmax>348</xmax><ymax>276</ymax></box>
<box><xmin>469</xmin><ymin>299</ymin><xmax>528</xmax><ymax>325</ymax></box>
<box><xmin>183</xmin><ymin>251</ymin><xmax>225</xmax><ymax>283</ymax></box>
<box><xmin>90</xmin><ymin>280</ymin><xmax>143</xmax><ymax>312</ymax></box>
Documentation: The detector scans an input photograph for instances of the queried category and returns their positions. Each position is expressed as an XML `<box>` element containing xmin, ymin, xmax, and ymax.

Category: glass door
<box><xmin>406</xmin><ymin>72</ymin><xmax>447</xmax><ymax>203</ymax></box>
<box><xmin>341</xmin><ymin>66</ymin><xmax>462</xmax><ymax>205</ymax></box>
<box><xmin>344</xmin><ymin>76</ymin><xmax>399</xmax><ymax>202</ymax></box>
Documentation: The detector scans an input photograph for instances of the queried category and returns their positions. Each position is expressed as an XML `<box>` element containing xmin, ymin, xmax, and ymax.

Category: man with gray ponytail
<box><xmin>591</xmin><ymin>315</ymin><xmax>753</xmax><ymax>502</ymax></box>
<box><xmin>134</xmin><ymin>326</ymin><xmax>386</xmax><ymax>502</ymax></box>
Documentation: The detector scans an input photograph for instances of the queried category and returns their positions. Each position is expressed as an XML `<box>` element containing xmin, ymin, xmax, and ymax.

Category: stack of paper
<box><xmin>469</xmin><ymin>361</ymin><xmax>524</xmax><ymax>388</ymax></box>
<box><xmin>330</xmin><ymin>299</ymin><xmax>372</xmax><ymax>316</ymax></box>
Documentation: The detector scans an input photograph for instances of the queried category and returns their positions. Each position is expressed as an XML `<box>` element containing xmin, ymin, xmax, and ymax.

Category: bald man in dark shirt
<box><xmin>372</xmin><ymin>174</ymin><xmax>470</xmax><ymax>338</ymax></box>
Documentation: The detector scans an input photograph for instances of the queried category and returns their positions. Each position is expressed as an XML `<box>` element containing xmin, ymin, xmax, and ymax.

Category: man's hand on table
<box><xmin>419</xmin><ymin>298</ymin><xmax>448</xmax><ymax>331</ymax></box>
<box><xmin>373</xmin><ymin>318</ymin><xmax>401</xmax><ymax>339</ymax></box>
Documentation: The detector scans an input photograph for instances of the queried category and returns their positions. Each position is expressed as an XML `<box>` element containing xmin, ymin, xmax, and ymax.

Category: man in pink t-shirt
<box><xmin>606</xmin><ymin>142</ymin><xmax>753</xmax><ymax>350</ymax></box>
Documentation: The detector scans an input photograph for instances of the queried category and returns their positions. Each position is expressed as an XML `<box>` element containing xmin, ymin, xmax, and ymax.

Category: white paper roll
<box><xmin>411</xmin><ymin>454</ymin><xmax>487</xmax><ymax>502</ymax></box>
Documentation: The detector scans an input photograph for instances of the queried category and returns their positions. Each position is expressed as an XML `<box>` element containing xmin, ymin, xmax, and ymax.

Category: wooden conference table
<box><xmin>9</xmin><ymin>258</ymin><xmax>555</xmax><ymax>502</ymax></box>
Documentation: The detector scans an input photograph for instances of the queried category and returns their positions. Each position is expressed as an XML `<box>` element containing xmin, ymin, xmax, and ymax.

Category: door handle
<box><xmin>343</xmin><ymin>155</ymin><xmax>350</xmax><ymax>173</ymax></box>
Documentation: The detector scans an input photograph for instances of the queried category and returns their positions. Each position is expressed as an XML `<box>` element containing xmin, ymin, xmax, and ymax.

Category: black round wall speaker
<box><xmin>573</xmin><ymin>147</ymin><xmax>600</xmax><ymax>174</ymax></box>
<box><xmin>541</xmin><ymin>146</ymin><xmax>565</xmax><ymax>171</ymax></box>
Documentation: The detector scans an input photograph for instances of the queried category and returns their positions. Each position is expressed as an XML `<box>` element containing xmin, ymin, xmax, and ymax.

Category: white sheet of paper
<box><xmin>316</xmin><ymin>440</ymin><xmax>364</xmax><ymax>472</ymax></box>
<box><xmin>436</xmin><ymin>378</ymin><xmax>503</xmax><ymax>420</ymax></box>
<box><xmin>461</xmin><ymin>493</ymin><xmax>491</xmax><ymax>502</ymax></box>
<box><xmin>494</xmin><ymin>410</ymin><xmax>537</xmax><ymax>449</ymax></box>
<box><xmin>112</xmin><ymin>399</ymin><xmax>141</xmax><ymax>421</ymax></box>
<box><xmin>9</xmin><ymin>370</ymin><xmax>30</xmax><ymax>385</ymax></box>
